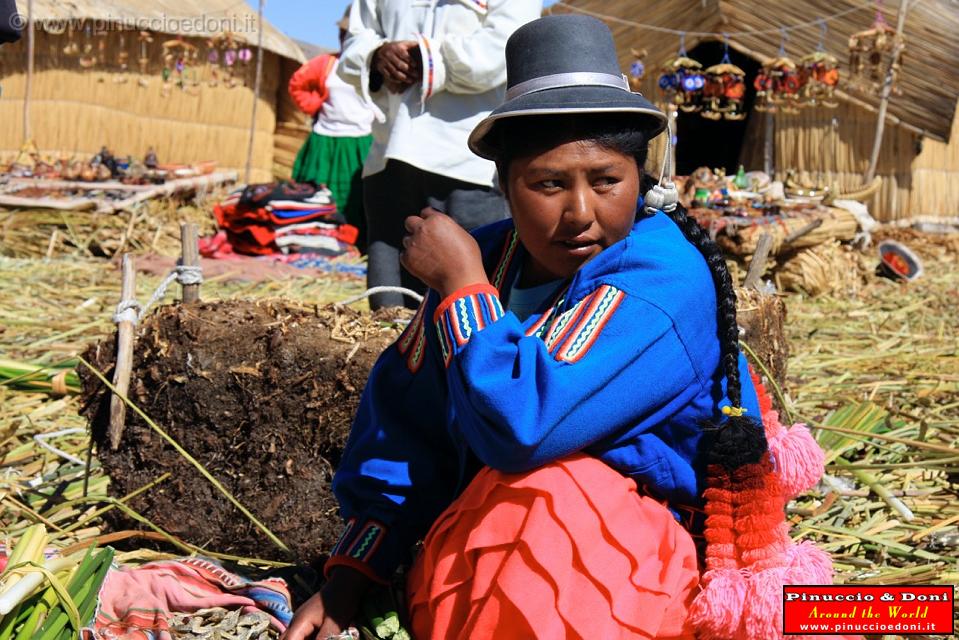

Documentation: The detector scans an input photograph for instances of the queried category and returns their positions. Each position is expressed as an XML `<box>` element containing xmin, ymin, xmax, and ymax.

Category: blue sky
<box><xmin>248</xmin><ymin>1</ymin><xmax>559</xmax><ymax>50</ymax></box>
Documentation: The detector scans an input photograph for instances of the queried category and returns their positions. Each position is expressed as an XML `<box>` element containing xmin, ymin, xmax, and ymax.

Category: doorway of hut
<box><xmin>674</xmin><ymin>41</ymin><xmax>761</xmax><ymax>176</ymax></box>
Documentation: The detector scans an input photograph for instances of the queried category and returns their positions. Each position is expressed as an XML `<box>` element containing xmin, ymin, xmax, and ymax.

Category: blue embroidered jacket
<box><xmin>327</xmin><ymin>210</ymin><xmax>761</xmax><ymax>583</ymax></box>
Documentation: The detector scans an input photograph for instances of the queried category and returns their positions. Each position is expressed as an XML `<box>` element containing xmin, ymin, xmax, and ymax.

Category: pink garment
<box><xmin>91</xmin><ymin>557</ymin><xmax>292</xmax><ymax>640</ymax></box>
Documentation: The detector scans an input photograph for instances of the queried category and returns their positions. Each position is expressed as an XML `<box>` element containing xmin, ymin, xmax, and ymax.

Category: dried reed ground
<box><xmin>0</xmin><ymin>206</ymin><xmax>956</xmax><ymax>587</ymax></box>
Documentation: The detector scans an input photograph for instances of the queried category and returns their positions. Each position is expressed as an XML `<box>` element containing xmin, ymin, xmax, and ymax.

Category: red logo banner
<box><xmin>783</xmin><ymin>585</ymin><xmax>954</xmax><ymax>635</ymax></box>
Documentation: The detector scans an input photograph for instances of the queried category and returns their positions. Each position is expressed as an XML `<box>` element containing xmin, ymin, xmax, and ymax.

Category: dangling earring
<box><xmin>644</xmin><ymin>122</ymin><xmax>680</xmax><ymax>215</ymax></box>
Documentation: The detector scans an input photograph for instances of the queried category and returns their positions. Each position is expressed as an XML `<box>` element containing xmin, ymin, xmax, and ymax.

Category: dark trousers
<box><xmin>363</xmin><ymin>160</ymin><xmax>508</xmax><ymax>309</ymax></box>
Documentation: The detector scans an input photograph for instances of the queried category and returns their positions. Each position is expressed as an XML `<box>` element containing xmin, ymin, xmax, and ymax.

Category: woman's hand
<box><xmin>401</xmin><ymin>208</ymin><xmax>490</xmax><ymax>298</ymax></box>
<box><xmin>281</xmin><ymin>567</ymin><xmax>371</xmax><ymax>640</ymax></box>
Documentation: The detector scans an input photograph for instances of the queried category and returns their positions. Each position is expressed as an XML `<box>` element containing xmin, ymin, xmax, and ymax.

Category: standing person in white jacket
<box><xmin>338</xmin><ymin>0</ymin><xmax>542</xmax><ymax>309</ymax></box>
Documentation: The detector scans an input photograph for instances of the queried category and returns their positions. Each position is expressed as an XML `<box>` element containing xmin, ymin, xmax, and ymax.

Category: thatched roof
<box><xmin>548</xmin><ymin>1</ymin><xmax>959</xmax><ymax>143</ymax></box>
<box><xmin>26</xmin><ymin>0</ymin><xmax>305</xmax><ymax>62</ymax></box>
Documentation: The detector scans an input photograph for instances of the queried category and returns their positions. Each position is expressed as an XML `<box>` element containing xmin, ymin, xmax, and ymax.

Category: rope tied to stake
<box><xmin>112</xmin><ymin>264</ymin><xmax>203</xmax><ymax>325</ymax></box>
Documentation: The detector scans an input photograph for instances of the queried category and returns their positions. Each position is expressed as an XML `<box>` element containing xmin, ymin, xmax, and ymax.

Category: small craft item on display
<box><xmin>208</xmin><ymin>32</ymin><xmax>243</xmax><ymax>88</ymax></box>
<box><xmin>62</xmin><ymin>23</ymin><xmax>80</xmax><ymax>56</ymax></box>
<box><xmin>754</xmin><ymin>57</ymin><xmax>804</xmax><ymax>113</ymax></box>
<box><xmin>161</xmin><ymin>37</ymin><xmax>199</xmax><ymax>95</ymax></box>
<box><xmin>78</xmin><ymin>23</ymin><xmax>97</xmax><ymax>68</ymax></box>
<box><xmin>627</xmin><ymin>48</ymin><xmax>647</xmax><ymax>91</ymax></box>
<box><xmin>206</xmin><ymin>48</ymin><xmax>220</xmax><ymax>87</ymax></box>
<box><xmin>137</xmin><ymin>31</ymin><xmax>153</xmax><ymax>87</ymax></box>
<box><xmin>114</xmin><ymin>33</ymin><xmax>130</xmax><ymax>84</ymax></box>
<box><xmin>701</xmin><ymin>61</ymin><xmax>746</xmax><ymax>120</ymax></box>
<box><xmin>799</xmin><ymin>51</ymin><xmax>840</xmax><ymax>107</ymax></box>
<box><xmin>658</xmin><ymin>55</ymin><xmax>705</xmax><ymax>112</ymax></box>
<box><xmin>848</xmin><ymin>7</ymin><xmax>904</xmax><ymax>95</ymax></box>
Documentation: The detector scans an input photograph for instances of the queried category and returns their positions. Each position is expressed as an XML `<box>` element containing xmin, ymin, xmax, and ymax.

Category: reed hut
<box><xmin>0</xmin><ymin>0</ymin><xmax>310</xmax><ymax>182</ymax></box>
<box><xmin>548</xmin><ymin>1</ymin><xmax>959</xmax><ymax>223</ymax></box>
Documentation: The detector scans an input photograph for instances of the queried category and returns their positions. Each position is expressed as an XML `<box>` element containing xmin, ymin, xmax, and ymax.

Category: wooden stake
<box><xmin>763</xmin><ymin>111</ymin><xmax>775</xmax><ymax>176</ymax></box>
<box><xmin>785</xmin><ymin>218</ymin><xmax>824</xmax><ymax>244</ymax></box>
<box><xmin>743</xmin><ymin>232</ymin><xmax>774</xmax><ymax>290</ymax></box>
<box><xmin>22</xmin><ymin>0</ymin><xmax>34</xmax><ymax>144</ymax></box>
<box><xmin>180</xmin><ymin>223</ymin><xmax>200</xmax><ymax>303</ymax></box>
<box><xmin>864</xmin><ymin>0</ymin><xmax>910</xmax><ymax>183</ymax></box>
<box><xmin>108</xmin><ymin>254</ymin><xmax>137</xmax><ymax>451</ymax></box>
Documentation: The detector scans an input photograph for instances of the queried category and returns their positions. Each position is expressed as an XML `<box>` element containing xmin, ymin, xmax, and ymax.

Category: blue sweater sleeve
<box><xmin>327</xmin><ymin>292</ymin><xmax>459</xmax><ymax>583</ymax></box>
<box><xmin>434</xmin><ymin>283</ymin><xmax>705</xmax><ymax>473</ymax></box>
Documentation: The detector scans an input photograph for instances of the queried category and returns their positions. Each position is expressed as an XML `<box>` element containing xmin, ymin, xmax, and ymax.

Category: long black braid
<box><xmin>490</xmin><ymin>114</ymin><xmax>766</xmax><ymax>469</ymax></box>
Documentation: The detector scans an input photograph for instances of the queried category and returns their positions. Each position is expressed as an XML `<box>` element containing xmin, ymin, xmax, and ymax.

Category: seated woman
<box><xmin>285</xmin><ymin>15</ymin><xmax>832</xmax><ymax>640</ymax></box>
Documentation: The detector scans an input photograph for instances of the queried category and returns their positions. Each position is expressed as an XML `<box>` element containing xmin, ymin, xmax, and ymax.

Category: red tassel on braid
<box><xmin>702</xmin><ymin>466</ymin><xmax>737</xmax><ymax>571</ymax></box>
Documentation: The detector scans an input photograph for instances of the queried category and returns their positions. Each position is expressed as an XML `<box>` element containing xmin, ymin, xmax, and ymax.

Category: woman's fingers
<box><xmin>404</xmin><ymin>214</ymin><xmax>423</xmax><ymax>233</ymax></box>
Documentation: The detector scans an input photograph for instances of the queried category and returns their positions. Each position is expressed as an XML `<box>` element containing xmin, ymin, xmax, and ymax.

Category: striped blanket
<box><xmin>90</xmin><ymin>557</ymin><xmax>292</xmax><ymax>640</ymax></box>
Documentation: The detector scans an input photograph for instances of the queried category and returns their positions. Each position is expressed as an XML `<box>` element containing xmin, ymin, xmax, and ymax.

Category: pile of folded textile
<box><xmin>208</xmin><ymin>181</ymin><xmax>359</xmax><ymax>258</ymax></box>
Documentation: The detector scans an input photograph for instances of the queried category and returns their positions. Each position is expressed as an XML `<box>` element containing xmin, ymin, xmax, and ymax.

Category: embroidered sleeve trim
<box><xmin>491</xmin><ymin>229</ymin><xmax>519</xmax><ymax>291</ymax></box>
<box><xmin>396</xmin><ymin>295</ymin><xmax>429</xmax><ymax>373</ymax></box>
<box><xmin>417</xmin><ymin>34</ymin><xmax>436</xmax><ymax>101</ymax></box>
<box><xmin>325</xmin><ymin>518</ymin><xmax>391</xmax><ymax>584</ymax></box>
<box><xmin>539</xmin><ymin>285</ymin><xmax>626</xmax><ymax>363</ymax></box>
<box><xmin>433</xmin><ymin>284</ymin><xmax>504</xmax><ymax>366</ymax></box>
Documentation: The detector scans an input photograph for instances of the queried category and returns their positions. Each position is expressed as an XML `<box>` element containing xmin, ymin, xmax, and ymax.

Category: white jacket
<box><xmin>339</xmin><ymin>0</ymin><xmax>542</xmax><ymax>186</ymax></box>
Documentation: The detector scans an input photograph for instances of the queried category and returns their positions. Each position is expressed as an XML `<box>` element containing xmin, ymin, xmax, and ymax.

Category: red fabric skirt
<box><xmin>407</xmin><ymin>454</ymin><xmax>700</xmax><ymax>639</ymax></box>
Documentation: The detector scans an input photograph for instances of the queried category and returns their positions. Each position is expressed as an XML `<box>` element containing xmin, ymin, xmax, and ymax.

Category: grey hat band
<box><xmin>505</xmin><ymin>71</ymin><xmax>631</xmax><ymax>101</ymax></box>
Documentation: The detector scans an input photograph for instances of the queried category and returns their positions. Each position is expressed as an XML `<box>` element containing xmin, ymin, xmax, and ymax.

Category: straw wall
<box><xmin>0</xmin><ymin>29</ymin><xmax>279</xmax><ymax>182</ymax></box>
<box><xmin>739</xmin><ymin>100</ymin><xmax>959</xmax><ymax>222</ymax></box>
<box><xmin>739</xmin><ymin>101</ymin><xmax>909</xmax><ymax>221</ymax></box>
<box><xmin>909</xmin><ymin>102</ymin><xmax>959</xmax><ymax>219</ymax></box>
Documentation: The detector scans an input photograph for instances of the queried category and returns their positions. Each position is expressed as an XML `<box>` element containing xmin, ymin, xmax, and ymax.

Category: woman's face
<box><xmin>503</xmin><ymin>140</ymin><xmax>640</xmax><ymax>285</ymax></box>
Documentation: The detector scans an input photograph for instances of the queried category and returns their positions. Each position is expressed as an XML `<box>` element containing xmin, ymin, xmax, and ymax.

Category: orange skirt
<box><xmin>407</xmin><ymin>454</ymin><xmax>700</xmax><ymax>639</ymax></box>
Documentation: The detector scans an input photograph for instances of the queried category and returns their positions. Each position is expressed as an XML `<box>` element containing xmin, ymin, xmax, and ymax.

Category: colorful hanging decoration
<box><xmin>62</xmin><ymin>23</ymin><xmax>80</xmax><ymax>56</ymax></box>
<box><xmin>113</xmin><ymin>33</ymin><xmax>130</xmax><ymax>84</ymax></box>
<box><xmin>799</xmin><ymin>51</ymin><xmax>840</xmax><ymax>107</ymax></box>
<box><xmin>848</xmin><ymin>5</ymin><xmax>904</xmax><ymax>95</ymax></box>
<box><xmin>137</xmin><ymin>31</ymin><xmax>153</xmax><ymax>87</ymax></box>
<box><xmin>700</xmin><ymin>36</ymin><xmax>745</xmax><ymax>120</ymax></box>
<box><xmin>78</xmin><ymin>23</ymin><xmax>97</xmax><ymax>68</ymax></box>
<box><xmin>799</xmin><ymin>21</ymin><xmax>839</xmax><ymax>108</ymax></box>
<box><xmin>161</xmin><ymin>37</ymin><xmax>199</xmax><ymax>95</ymax></box>
<box><xmin>658</xmin><ymin>36</ymin><xmax>705</xmax><ymax>113</ymax></box>
<box><xmin>627</xmin><ymin>48</ymin><xmax>647</xmax><ymax>91</ymax></box>
<box><xmin>754</xmin><ymin>57</ymin><xmax>804</xmax><ymax>113</ymax></box>
<box><xmin>208</xmin><ymin>32</ymin><xmax>244</xmax><ymax>88</ymax></box>
<box><xmin>701</xmin><ymin>62</ymin><xmax>746</xmax><ymax>120</ymax></box>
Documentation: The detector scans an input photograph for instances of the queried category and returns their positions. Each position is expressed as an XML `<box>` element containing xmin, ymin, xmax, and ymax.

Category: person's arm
<box><xmin>287</xmin><ymin>55</ymin><xmax>336</xmax><ymax>116</ymax></box>
<box><xmin>401</xmin><ymin>210</ymin><xmax>706</xmax><ymax>474</ymax></box>
<box><xmin>415</xmin><ymin>0</ymin><xmax>542</xmax><ymax>97</ymax></box>
<box><xmin>327</xmin><ymin>291</ymin><xmax>458</xmax><ymax>582</ymax></box>
<box><xmin>436</xmin><ymin>284</ymin><xmax>705</xmax><ymax>472</ymax></box>
<box><xmin>337</xmin><ymin>0</ymin><xmax>389</xmax><ymax>103</ymax></box>
<box><xmin>285</xmin><ymin>293</ymin><xmax>455</xmax><ymax>639</ymax></box>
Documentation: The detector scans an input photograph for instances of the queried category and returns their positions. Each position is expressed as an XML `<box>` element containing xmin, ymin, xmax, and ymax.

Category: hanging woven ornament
<box><xmin>658</xmin><ymin>34</ymin><xmax>705</xmax><ymax>113</ymax></box>
<box><xmin>79</xmin><ymin>23</ymin><xmax>97</xmax><ymax>68</ymax></box>
<box><xmin>113</xmin><ymin>32</ymin><xmax>130</xmax><ymax>84</ymax></box>
<box><xmin>62</xmin><ymin>23</ymin><xmax>80</xmax><ymax>56</ymax></box>
<box><xmin>627</xmin><ymin>48</ymin><xmax>647</xmax><ymax>91</ymax></box>
<box><xmin>848</xmin><ymin>3</ymin><xmax>904</xmax><ymax>95</ymax></box>
<box><xmin>799</xmin><ymin>21</ymin><xmax>840</xmax><ymax>108</ymax></box>
<box><xmin>137</xmin><ymin>31</ymin><xmax>153</xmax><ymax>87</ymax></box>
<box><xmin>799</xmin><ymin>52</ymin><xmax>840</xmax><ymax>107</ymax></box>
<box><xmin>206</xmin><ymin>46</ymin><xmax>220</xmax><ymax>87</ymax></box>
<box><xmin>701</xmin><ymin>37</ymin><xmax>746</xmax><ymax>120</ymax></box>
<box><xmin>754</xmin><ymin>57</ymin><xmax>803</xmax><ymax>113</ymax></box>
<box><xmin>755</xmin><ymin>29</ymin><xmax>804</xmax><ymax>114</ymax></box>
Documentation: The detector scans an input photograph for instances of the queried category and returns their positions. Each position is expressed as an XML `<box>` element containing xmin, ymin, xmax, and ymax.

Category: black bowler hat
<box><xmin>468</xmin><ymin>14</ymin><xmax>667</xmax><ymax>160</ymax></box>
